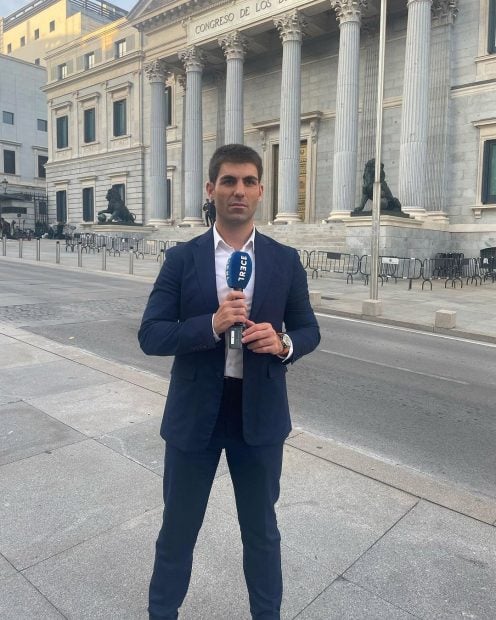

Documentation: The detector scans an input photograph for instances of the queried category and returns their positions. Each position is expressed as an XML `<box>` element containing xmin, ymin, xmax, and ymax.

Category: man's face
<box><xmin>206</xmin><ymin>162</ymin><xmax>263</xmax><ymax>228</ymax></box>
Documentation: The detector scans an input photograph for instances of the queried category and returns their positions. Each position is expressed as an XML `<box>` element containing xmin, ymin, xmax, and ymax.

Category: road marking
<box><xmin>319</xmin><ymin>349</ymin><xmax>470</xmax><ymax>384</ymax></box>
<box><xmin>315</xmin><ymin>312</ymin><xmax>496</xmax><ymax>349</ymax></box>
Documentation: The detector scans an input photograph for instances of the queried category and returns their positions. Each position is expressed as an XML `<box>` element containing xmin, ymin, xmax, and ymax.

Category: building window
<box><xmin>50</xmin><ymin>20</ymin><xmax>55</xmax><ymax>32</ymax></box>
<box><xmin>84</xmin><ymin>52</ymin><xmax>95</xmax><ymax>69</ymax></box>
<box><xmin>115</xmin><ymin>39</ymin><xmax>127</xmax><ymax>58</ymax></box>
<box><xmin>56</xmin><ymin>115</ymin><xmax>69</xmax><ymax>149</ymax></box>
<box><xmin>482</xmin><ymin>139</ymin><xmax>496</xmax><ymax>203</ymax></box>
<box><xmin>113</xmin><ymin>99</ymin><xmax>127</xmax><ymax>136</ymax></box>
<box><xmin>34</xmin><ymin>28</ymin><xmax>40</xmax><ymax>40</ymax></box>
<box><xmin>56</xmin><ymin>190</ymin><xmax>67</xmax><ymax>223</ymax></box>
<box><xmin>2</xmin><ymin>111</ymin><xmax>14</xmax><ymax>125</ymax></box>
<box><xmin>4</xmin><ymin>150</ymin><xmax>16</xmax><ymax>174</ymax></box>
<box><xmin>35</xmin><ymin>58</ymin><xmax>41</xmax><ymax>65</ymax></box>
<box><xmin>37</xmin><ymin>118</ymin><xmax>48</xmax><ymax>131</ymax></box>
<box><xmin>58</xmin><ymin>63</ymin><xmax>67</xmax><ymax>79</ymax></box>
<box><xmin>165</xmin><ymin>85</ymin><xmax>172</xmax><ymax>126</ymax></box>
<box><xmin>82</xmin><ymin>187</ymin><xmax>94</xmax><ymax>221</ymax></box>
<box><xmin>489</xmin><ymin>0</ymin><xmax>496</xmax><ymax>53</ymax></box>
<box><xmin>112</xmin><ymin>183</ymin><xmax>125</xmax><ymax>203</ymax></box>
<box><xmin>20</xmin><ymin>36</ymin><xmax>26</xmax><ymax>47</ymax></box>
<box><xmin>38</xmin><ymin>155</ymin><xmax>48</xmax><ymax>178</ymax></box>
<box><xmin>7</xmin><ymin>43</ymin><xmax>12</xmax><ymax>54</ymax></box>
<box><xmin>84</xmin><ymin>108</ymin><xmax>96</xmax><ymax>143</ymax></box>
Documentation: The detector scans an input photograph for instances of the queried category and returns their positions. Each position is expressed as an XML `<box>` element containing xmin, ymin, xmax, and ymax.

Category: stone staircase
<box><xmin>150</xmin><ymin>221</ymin><xmax>347</xmax><ymax>253</ymax></box>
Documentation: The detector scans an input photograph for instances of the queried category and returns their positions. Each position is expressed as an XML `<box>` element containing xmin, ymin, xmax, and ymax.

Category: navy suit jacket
<box><xmin>138</xmin><ymin>228</ymin><xmax>320</xmax><ymax>451</ymax></box>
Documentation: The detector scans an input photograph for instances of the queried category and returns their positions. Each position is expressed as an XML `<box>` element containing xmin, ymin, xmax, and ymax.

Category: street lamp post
<box><xmin>365</xmin><ymin>0</ymin><xmax>387</xmax><ymax>314</ymax></box>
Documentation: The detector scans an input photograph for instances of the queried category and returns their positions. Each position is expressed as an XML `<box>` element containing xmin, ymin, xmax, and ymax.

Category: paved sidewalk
<box><xmin>1</xmin><ymin>243</ymin><xmax>496</xmax><ymax>619</ymax></box>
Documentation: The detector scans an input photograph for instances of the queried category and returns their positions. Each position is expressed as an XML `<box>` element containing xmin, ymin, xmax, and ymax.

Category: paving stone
<box><xmin>0</xmin><ymin>342</ymin><xmax>60</xmax><ymax>369</ymax></box>
<box><xmin>24</xmin><ymin>508</ymin><xmax>161</xmax><ymax>620</ymax></box>
<box><xmin>210</xmin><ymin>445</ymin><xmax>418</xmax><ymax>574</ymax></box>
<box><xmin>0</xmin><ymin>440</ymin><xmax>162</xmax><ymax>569</ymax></box>
<box><xmin>0</xmin><ymin>553</ymin><xmax>17</xmax><ymax>581</ymax></box>
<box><xmin>0</xmin><ymin>359</ymin><xmax>116</xmax><ymax>399</ymax></box>
<box><xmin>0</xmin><ymin>573</ymin><xmax>65</xmax><ymax>619</ymax></box>
<box><xmin>96</xmin><ymin>420</ymin><xmax>229</xmax><ymax>479</ymax></box>
<box><xmin>344</xmin><ymin>500</ymin><xmax>496</xmax><ymax>619</ymax></box>
<box><xmin>298</xmin><ymin>576</ymin><xmax>415</xmax><ymax>619</ymax></box>
<box><xmin>28</xmin><ymin>380</ymin><xmax>164</xmax><ymax>436</ymax></box>
<box><xmin>0</xmin><ymin>401</ymin><xmax>84</xmax><ymax>465</ymax></box>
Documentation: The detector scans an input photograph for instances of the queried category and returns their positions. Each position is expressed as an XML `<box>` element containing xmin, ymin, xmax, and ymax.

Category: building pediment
<box><xmin>128</xmin><ymin>0</ymin><xmax>227</xmax><ymax>32</ymax></box>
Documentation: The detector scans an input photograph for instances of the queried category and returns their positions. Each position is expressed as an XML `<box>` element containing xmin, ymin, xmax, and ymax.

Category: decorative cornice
<box><xmin>219</xmin><ymin>31</ymin><xmax>249</xmax><ymax>61</ymax></box>
<box><xmin>274</xmin><ymin>10</ymin><xmax>306</xmax><ymax>43</ymax></box>
<box><xmin>431</xmin><ymin>0</ymin><xmax>458</xmax><ymax>26</ymax></box>
<box><xmin>132</xmin><ymin>0</ymin><xmax>226</xmax><ymax>33</ymax></box>
<box><xmin>330</xmin><ymin>0</ymin><xmax>368</xmax><ymax>26</ymax></box>
<box><xmin>145</xmin><ymin>59</ymin><xmax>171</xmax><ymax>82</ymax></box>
<box><xmin>178</xmin><ymin>46</ymin><xmax>206</xmax><ymax>72</ymax></box>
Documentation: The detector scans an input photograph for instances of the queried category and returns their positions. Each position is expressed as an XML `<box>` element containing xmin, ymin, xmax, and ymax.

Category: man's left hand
<box><xmin>241</xmin><ymin>320</ymin><xmax>283</xmax><ymax>356</ymax></box>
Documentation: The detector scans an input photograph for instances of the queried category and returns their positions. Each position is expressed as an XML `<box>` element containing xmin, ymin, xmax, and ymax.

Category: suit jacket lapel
<box><xmin>192</xmin><ymin>229</ymin><xmax>219</xmax><ymax>312</ymax></box>
<box><xmin>250</xmin><ymin>231</ymin><xmax>274</xmax><ymax>321</ymax></box>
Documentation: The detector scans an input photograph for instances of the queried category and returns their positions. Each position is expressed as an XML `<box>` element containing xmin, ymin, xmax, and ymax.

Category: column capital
<box><xmin>274</xmin><ymin>10</ymin><xmax>306</xmax><ymax>43</ymax></box>
<box><xmin>431</xmin><ymin>0</ymin><xmax>458</xmax><ymax>26</ymax></box>
<box><xmin>219</xmin><ymin>30</ymin><xmax>249</xmax><ymax>61</ymax></box>
<box><xmin>178</xmin><ymin>46</ymin><xmax>205</xmax><ymax>72</ymax></box>
<box><xmin>330</xmin><ymin>0</ymin><xmax>367</xmax><ymax>26</ymax></box>
<box><xmin>145</xmin><ymin>59</ymin><xmax>171</xmax><ymax>83</ymax></box>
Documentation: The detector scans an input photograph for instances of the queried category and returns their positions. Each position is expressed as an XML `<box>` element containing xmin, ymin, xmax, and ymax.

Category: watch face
<box><xmin>281</xmin><ymin>333</ymin><xmax>291</xmax><ymax>348</ymax></box>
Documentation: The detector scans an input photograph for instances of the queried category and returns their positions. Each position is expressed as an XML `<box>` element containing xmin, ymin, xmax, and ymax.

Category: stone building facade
<box><xmin>43</xmin><ymin>0</ymin><xmax>496</xmax><ymax>257</ymax></box>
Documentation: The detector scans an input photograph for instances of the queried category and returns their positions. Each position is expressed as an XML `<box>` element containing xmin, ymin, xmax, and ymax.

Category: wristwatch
<box><xmin>277</xmin><ymin>332</ymin><xmax>292</xmax><ymax>357</ymax></box>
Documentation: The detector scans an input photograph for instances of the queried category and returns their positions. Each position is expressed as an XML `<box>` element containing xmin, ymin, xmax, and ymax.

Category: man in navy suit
<box><xmin>139</xmin><ymin>144</ymin><xmax>320</xmax><ymax>619</ymax></box>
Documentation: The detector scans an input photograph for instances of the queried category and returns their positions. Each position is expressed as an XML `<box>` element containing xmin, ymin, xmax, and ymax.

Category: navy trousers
<box><xmin>148</xmin><ymin>378</ymin><xmax>284</xmax><ymax>620</ymax></box>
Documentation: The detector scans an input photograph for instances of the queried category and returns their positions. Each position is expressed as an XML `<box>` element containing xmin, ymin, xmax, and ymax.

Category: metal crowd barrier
<box><xmin>421</xmin><ymin>256</ymin><xmax>463</xmax><ymax>289</ymax></box>
<box><xmin>480</xmin><ymin>256</ymin><xmax>496</xmax><ymax>282</ymax></box>
<box><xmin>360</xmin><ymin>255</ymin><xmax>423</xmax><ymax>288</ymax></box>
<box><xmin>307</xmin><ymin>251</ymin><xmax>361</xmax><ymax>283</ymax></box>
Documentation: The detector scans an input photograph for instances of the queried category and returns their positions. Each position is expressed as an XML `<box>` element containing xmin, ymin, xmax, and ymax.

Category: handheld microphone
<box><xmin>225</xmin><ymin>251</ymin><xmax>253</xmax><ymax>349</ymax></box>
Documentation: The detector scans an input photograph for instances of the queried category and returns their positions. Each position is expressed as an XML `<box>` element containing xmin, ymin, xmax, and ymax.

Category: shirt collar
<box><xmin>213</xmin><ymin>225</ymin><xmax>255</xmax><ymax>252</ymax></box>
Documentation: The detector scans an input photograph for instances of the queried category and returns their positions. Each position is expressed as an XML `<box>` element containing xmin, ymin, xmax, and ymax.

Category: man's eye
<box><xmin>245</xmin><ymin>178</ymin><xmax>258</xmax><ymax>186</ymax></box>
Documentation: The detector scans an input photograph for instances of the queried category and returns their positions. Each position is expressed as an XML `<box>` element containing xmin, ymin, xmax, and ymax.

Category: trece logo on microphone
<box><xmin>226</xmin><ymin>251</ymin><xmax>253</xmax><ymax>289</ymax></box>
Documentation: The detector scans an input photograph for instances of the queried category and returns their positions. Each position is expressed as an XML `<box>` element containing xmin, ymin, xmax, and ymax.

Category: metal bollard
<box><xmin>101</xmin><ymin>245</ymin><xmax>107</xmax><ymax>271</ymax></box>
<box><xmin>77</xmin><ymin>242</ymin><xmax>82</xmax><ymax>267</ymax></box>
<box><xmin>2</xmin><ymin>236</ymin><xmax>6</xmax><ymax>256</ymax></box>
<box><xmin>18</xmin><ymin>238</ymin><xmax>23</xmax><ymax>258</ymax></box>
<box><xmin>36</xmin><ymin>238</ymin><xmax>41</xmax><ymax>261</ymax></box>
<box><xmin>56</xmin><ymin>241</ymin><xmax>60</xmax><ymax>264</ymax></box>
<box><xmin>129</xmin><ymin>247</ymin><xmax>134</xmax><ymax>274</ymax></box>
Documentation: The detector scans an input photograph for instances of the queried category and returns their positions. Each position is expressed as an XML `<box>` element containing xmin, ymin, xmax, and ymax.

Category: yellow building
<box><xmin>1</xmin><ymin>0</ymin><xmax>127</xmax><ymax>66</ymax></box>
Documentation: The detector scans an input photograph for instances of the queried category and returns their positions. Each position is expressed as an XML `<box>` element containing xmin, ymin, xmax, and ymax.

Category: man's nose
<box><xmin>233</xmin><ymin>180</ymin><xmax>245</xmax><ymax>195</ymax></box>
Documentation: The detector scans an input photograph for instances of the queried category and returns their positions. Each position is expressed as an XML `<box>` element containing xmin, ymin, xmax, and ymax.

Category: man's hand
<box><xmin>241</xmin><ymin>320</ymin><xmax>284</xmax><ymax>356</ymax></box>
<box><xmin>213</xmin><ymin>291</ymin><xmax>248</xmax><ymax>335</ymax></box>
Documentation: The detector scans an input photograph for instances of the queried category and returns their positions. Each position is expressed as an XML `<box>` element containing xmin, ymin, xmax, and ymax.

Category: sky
<box><xmin>2</xmin><ymin>0</ymin><xmax>136</xmax><ymax>18</ymax></box>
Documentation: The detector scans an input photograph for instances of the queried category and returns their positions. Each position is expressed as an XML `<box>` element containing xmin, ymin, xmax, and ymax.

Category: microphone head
<box><xmin>226</xmin><ymin>251</ymin><xmax>253</xmax><ymax>290</ymax></box>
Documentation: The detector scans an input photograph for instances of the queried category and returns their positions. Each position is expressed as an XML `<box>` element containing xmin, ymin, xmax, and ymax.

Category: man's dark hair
<box><xmin>208</xmin><ymin>144</ymin><xmax>263</xmax><ymax>183</ymax></box>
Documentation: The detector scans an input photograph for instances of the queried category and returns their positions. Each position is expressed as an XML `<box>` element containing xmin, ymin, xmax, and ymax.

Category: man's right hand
<box><xmin>213</xmin><ymin>291</ymin><xmax>248</xmax><ymax>335</ymax></box>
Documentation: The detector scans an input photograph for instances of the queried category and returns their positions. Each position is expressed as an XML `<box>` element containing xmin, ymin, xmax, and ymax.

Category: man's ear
<box><xmin>205</xmin><ymin>181</ymin><xmax>214</xmax><ymax>199</ymax></box>
<box><xmin>258</xmin><ymin>183</ymin><xmax>264</xmax><ymax>201</ymax></box>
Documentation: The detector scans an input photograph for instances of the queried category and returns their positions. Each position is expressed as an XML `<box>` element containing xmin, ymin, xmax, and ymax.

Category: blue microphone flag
<box><xmin>226</xmin><ymin>251</ymin><xmax>253</xmax><ymax>290</ymax></box>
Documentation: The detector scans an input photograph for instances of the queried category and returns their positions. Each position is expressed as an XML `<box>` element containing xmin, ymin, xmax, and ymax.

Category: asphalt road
<box><xmin>1</xmin><ymin>261</ymin><xmax>495</xmax><ymax>499</ymax></box>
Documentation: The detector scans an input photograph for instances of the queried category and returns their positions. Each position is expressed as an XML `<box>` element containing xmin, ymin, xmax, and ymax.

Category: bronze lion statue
<box><xmin>98</xmin><ymin>188</ymin><xmax>136</xmax><ymax>224</ymax></box>
<box><xmin>353</xmin><ymin>158</ymin><xmax>402</xmax><ymax>214</ymax></box>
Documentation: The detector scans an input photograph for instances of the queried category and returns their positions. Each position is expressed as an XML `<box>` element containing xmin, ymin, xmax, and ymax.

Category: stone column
<box><xmin>425</xmin><ymin>0</ymin><xmax>458</xmax><ymax>220</ymax></box>
<box><xmin>145</xmin><ymin>59</ymin><xmax>171</xmax><ymax>225</ymax></box>
<box><xmin>398</xmin><ymin>0</ymin><xmax>433</xmax><ymax>216</ymax></box>
<box><xmin>328</xmin><ymin>0</ymin><xmax>367</xmax><ymax>219</ymax></box>
<box><xmin>178</xmin><ymin>46</ymin><xmax>205</xmax><ymax>225</ymax></box>
<box><xmin>177</xmin><ymin>73</ymin><xmax>187</xmax><ymax>222</ymax></box>
<box><xmin>219</xmin><ymin>31</ymin><xmax>248</xmax><ymax>145</ymax></box>
<box><xmin>274</xmin><ymin>10</ymin><xmax>306</xmax><ymax>223</ymax></box>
